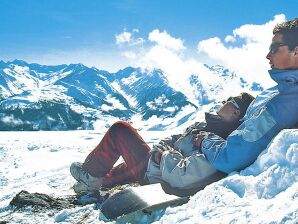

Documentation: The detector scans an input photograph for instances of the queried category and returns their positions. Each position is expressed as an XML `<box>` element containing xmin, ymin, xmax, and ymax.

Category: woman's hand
<box><xmin>152</xmin><ymin>151</ymin><xmax>162</xmax><ymax>164</ymax></box>
<box><xmin>193</xmin><ymin>131</ymin><xmax>206</xmax><ymax>149</ymax></box>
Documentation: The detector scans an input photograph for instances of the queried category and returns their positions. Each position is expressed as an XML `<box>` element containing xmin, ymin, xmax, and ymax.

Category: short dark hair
<box><xmin>273</xmin><ymin>18</ymin><xmax>298</xmax><ymax>51</ymax></box>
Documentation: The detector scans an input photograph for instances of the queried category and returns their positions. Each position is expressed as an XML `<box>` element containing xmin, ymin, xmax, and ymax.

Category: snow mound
<box><xmin>157</xmin><ymin>129</ymin><xmax>298</xmax><ymax>224</ymax></box>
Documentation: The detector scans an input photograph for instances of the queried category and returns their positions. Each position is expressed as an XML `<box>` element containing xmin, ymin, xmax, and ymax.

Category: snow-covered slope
<box><xmin>0</xmin><ymin>129</ymin><xmax>297</xmax><ymax>223</ymax></box>
<box><xmin>109</xmin><ymin>67</ymin><xmax>197</xmax><ymax>119</ymax></box>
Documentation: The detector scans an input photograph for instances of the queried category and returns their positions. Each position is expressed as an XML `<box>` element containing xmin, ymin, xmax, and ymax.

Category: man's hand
<box><xmin>193</xmin><ymin>131</ymin><xmax>206</xmax><ymax>149</ymax></box>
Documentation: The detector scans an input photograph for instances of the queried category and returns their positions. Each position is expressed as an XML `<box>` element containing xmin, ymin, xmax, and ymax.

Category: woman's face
<box><xmin>216</xmin><ymin>102</ymin><xmax>241</xmax><ymax>122</ymax></box>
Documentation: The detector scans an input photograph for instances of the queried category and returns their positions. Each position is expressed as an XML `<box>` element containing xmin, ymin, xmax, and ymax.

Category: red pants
<box><xmin>82</xmin><ymin>121</ymin><xmax>151</xmax><ymax>188</ymax></box>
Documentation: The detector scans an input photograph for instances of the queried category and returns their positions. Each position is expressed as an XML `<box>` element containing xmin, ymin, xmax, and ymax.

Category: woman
<box><xmin>70</xmin><ymin>92</ymin><xmax>254</xmax><ymax>194</ymax></box>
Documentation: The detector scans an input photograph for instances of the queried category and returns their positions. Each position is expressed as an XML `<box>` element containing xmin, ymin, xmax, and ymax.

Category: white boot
<box><xmin>70</xmin><ymin>162</ymin><xmax>103</xmax><ymax>188</ymax></box>
<box><xmin>72</xmin><ymin>181</ymin><xmax>99</xmax><ymax>194</ymax></box>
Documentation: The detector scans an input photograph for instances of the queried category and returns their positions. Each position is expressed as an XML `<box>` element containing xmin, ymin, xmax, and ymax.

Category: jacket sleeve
<box><xmin>157</xmin><ymin>134</ymin><xmax>182</xmax><ymax>149</ymax></box>
<box><xmin>201</xmin><ymin>105</ymin><xmax>281</xmax><ymax>173</ymax></box>
<box><xmin>156</xmin><ymin>121</ymin><xmax>206</xmax><ymax>150</ymax></box>
<box><xmin>159</xmin><ymin>147</ymin><xmax>217</xmax><ymax>189</ymax></box>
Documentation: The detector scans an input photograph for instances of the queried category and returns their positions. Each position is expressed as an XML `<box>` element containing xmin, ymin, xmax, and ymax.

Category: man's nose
<box><xmin>266</xmin><ymin>51</ymin><xmax>272</xmax><ymax>60</ymax></box>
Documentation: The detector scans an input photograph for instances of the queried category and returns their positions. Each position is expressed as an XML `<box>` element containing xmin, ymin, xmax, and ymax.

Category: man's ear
<box><xmin>294</xmin><ymin>46</ymin><xmax>298</xmax><ymax>56</ymax></box>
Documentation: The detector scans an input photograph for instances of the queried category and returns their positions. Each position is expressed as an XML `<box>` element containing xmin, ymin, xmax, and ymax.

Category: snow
<box><xmin>121</xmin><ymin>72</ymin><xmax>141</xmax><ymax>85</ymax></box>
<box><xmin>110</xmin><ymin>81</ymin><xmax>138</xmax><ymax>108</ymax></box>
<box><xmin>0</xmin><ymin>114</ymin><xmax>26</xmax><ymax>126</ymax></box>
<box><xmin>156</xmin><ymin>129</ymin><xmax>298</xmax><ymax>224</ymax></box>
<box><xmin>101</xmin><ymin>95</ymin><xmax>127</xmax><ymax>111</ymax></box>
<box><xmin>1</xmin><ymin>128</ymin><xmax>298</xmax><ymax>223</ymax></box>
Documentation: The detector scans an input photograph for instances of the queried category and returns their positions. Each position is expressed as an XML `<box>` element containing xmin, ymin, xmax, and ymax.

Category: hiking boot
<box><xmin>70</xmin><ymin>162</ymin><xmax>103</xmax><ymax>188</ymax></box>
<box><xmin>73</xmin><ymin>181</ymin><xmax>99</xmax><ymax>194</ymax></box>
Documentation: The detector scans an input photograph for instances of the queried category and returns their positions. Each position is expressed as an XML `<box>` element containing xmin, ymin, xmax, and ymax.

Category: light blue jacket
<box><xmin>146</xmin><ymin>122</ymin><xmax>220</xmax><ymax>189</ymax></box>
<box><xmin>201</xmin><ymin>69</ymin><xmax>298</xmax><ymax>173</ymax></box>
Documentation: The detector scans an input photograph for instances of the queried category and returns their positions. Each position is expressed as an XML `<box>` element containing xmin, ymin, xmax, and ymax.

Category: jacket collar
<box><xmin>268</xmin><ymin>69</ymin><xmax>298</xmax><ymax>91</ymax></box>
<box><xmin>269</xmin><ymin>69</ymin><xmax>298</xmax><ymax>83</ymax></box>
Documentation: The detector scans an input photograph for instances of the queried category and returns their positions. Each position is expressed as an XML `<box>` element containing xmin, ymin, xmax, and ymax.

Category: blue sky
<box><xmin>0</xmin><ymin>0</ymin><xmax>297</xmax><ymax>72</ymax></box>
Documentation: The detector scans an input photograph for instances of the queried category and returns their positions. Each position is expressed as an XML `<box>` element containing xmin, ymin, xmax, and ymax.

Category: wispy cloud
<box><xmin>121</xmin><ymin>51</ymin><xmax>137</xmax><ymax>59</ymax></box>
<box><xmin>148</xmin><ymin>29</ymin><xmax>185</xmax><ymax>52</ymax></box>
<box><xmin>22</xmin><ymin>14</ymin><xmax>286</xmax><ymax>89</ymax></box>
<box><xmin>224</xmin><ymin>35</ymin><xmax>236</xmax><ymax>43</ymax></box>
<box><xmin>197</xmin><ymin>14</ymin><xmax>286</xmax><ymax>87</ymax></box>
<box><xmin>115</xmin><ymin>29</ymin><xmax>145</xmax><ymax>46</ymax></box>
<box><xmin>115</xmin><ymin>31</ymin><xmax>132</xmax><ymax>45</ymax></box>
<box><xmin>114</xmin><ymin>15</ymin><xmax>286</xmax><ymax>102</ymax></box>
<box><xmin>116</xmin><ymin>14</ymin><xmax>286</xmax><ymax>93</ymax></box>
<box><xmin>127</xmin><ymin>29</ymin><xmax>212</xmax><ymax>103</ymax></box>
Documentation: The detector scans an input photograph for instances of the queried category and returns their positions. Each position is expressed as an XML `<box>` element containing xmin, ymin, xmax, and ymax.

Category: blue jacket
<box><xmin>201</xmin><ymin>69</ymin><xmax>298</xmax><ymax>173</ymax></box>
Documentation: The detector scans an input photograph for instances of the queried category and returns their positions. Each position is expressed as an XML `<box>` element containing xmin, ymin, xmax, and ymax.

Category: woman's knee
<box><xmin>110</xmin><ymin>121</ymin><xmax>133</xmax><ymax>131</ymax></box>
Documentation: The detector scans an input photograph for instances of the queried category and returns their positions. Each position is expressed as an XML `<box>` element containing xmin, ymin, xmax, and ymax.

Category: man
<box><xmin>196</xmin><ymin>18</ymin><xmax>298</xmax><ymax>174</ymax></box>
<box><xmin>70</xmin><ymin>93</ymin><xmax>254</xmax><ymax>194</ymax></box>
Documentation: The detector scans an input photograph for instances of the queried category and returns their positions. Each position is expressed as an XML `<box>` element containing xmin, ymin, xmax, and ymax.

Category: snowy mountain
<box><xmin>107</xmin><ymin>67</ymin><xmax>197</xmax><ymax>120</ymax></box>
<box><xmin>0</xmin><ymin>60</ymin><xmax>261</xmax><ymax>131</ymax></box>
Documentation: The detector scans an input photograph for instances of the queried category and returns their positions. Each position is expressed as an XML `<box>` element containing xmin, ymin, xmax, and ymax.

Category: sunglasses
<box><xmin>222</xmin><ymin>98</ymin><xmax>240</xmax><ymax>110</ymax></box>
<box><xmin>269</xmin><ymin>42</ymin><xmax>288</xmax><ymax>54</ymax></box>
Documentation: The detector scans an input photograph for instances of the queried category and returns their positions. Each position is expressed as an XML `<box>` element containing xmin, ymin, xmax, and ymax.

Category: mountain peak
<box><xmin>116</xmin><ymin>66</ymin><xmax>136</xmax><ymax>74</ymax></box>
<box><xmin>68</xmin><ymin>63</ymin><xmax>89</xmax><ymax>70</ymax></box>
<box><xmin>9</xmin><ymin>59</ymin><xmax>28</xmax><ymax>66</ymax></box>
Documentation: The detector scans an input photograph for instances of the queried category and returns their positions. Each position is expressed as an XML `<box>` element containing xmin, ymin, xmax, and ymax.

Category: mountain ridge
<box><xmin>0</xmin><ymin>60</ymin><xmax>262</xmax><ymax>131</ymax></box>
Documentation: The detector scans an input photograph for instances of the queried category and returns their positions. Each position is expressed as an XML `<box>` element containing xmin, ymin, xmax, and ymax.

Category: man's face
<box><xmin>266</xmin><ymin>33</ymin><xmax>298</xmax><ymax>69</ymax></box>
<box><xmin>216</xmin><ymin>102</ymin><xmax>240</xmax><ymax>122</ymax></box>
